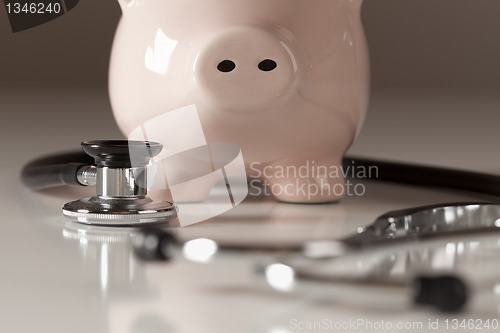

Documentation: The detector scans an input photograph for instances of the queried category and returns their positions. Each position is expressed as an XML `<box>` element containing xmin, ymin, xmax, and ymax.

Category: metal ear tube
<box><xmin>131</xmin><ymin>200</ymin><xmax>500</xmax><ymax>313</ymax></box>
<box><xmin>62</xmin><ymin>140</ymin><xmax>177</xmax><ymax>225</ymax></box>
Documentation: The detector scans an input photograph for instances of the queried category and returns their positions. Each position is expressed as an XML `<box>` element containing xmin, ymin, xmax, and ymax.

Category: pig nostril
<box><xmin>217</xmin><ymin>60</ymin><xmax>236</xmax><ymax>73</ymax></box>
<box><xmin>258</xmin><ymin>59</ymin><xmax>277</xmax><ymax>72</ymax></box>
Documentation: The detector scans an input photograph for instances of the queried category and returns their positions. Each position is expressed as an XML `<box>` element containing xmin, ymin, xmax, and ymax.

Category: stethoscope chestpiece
<box><xmin>62</xmin><ymin>140</ymin><xmax>177</xmax><ymax>226</ymax></box>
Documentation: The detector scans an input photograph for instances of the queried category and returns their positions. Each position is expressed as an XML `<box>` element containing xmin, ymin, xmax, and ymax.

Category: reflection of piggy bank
<box><xmin>110</xmin><ymin>0</ymin><xmax>369</xmax><ymax>203</ymax></box>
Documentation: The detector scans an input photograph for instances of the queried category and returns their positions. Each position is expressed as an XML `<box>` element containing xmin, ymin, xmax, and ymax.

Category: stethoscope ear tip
<box><xmin>132</xmin><ymin>228</ymin><xmax>179</xmax><ymax>262</ymax></box>
<box><xmin>412</xmin><ymin>275</ymin><xmax>468</xmax><ymax>313</ymax></box>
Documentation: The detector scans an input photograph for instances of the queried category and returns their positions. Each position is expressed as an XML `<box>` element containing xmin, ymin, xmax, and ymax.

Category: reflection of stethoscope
<box><xmin>21</xmin><ymin>140</ymin><xmax>500</xmax><ymax>312</ymax></box>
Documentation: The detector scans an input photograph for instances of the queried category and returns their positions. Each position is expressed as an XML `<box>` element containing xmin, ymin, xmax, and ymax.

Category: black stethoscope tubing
<box><xmin>21</xmin><ymin>150</ymin><xmax>500</xmax><ymax>200</ymax></box>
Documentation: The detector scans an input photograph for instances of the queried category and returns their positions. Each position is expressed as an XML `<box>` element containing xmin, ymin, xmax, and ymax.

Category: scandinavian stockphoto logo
<box><xmin>128</xmin><ymin>105</ymin><xmax>249</xmax><ymax>226</ymax></box>
<box><xmin>3</xmin><ymin>0</ymin><xmax>80</xmax><ymax>33</ymax></box>
<box><xmin>248</xmin><ymin>161</ymin><xmax>378</xmax><ymax>200</ymax></box>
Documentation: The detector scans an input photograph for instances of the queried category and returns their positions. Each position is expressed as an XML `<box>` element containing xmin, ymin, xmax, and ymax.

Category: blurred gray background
<box><xmin>0</xmin><ymin>0</ymin><xmax>499</xmax><ymax>173</ymax></box>
<box><xmin>1</xmin><ymin>0</ymin><xmax>499</xmax><ymax>93</ymax></box>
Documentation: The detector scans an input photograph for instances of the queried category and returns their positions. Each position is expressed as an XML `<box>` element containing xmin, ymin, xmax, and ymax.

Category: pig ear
<box><xmin>349</xmin><ymin>0</ymin><xmax>363</xmax><ymax>11</ymax></box>
<box><xmin>117</xmin><ymin>0</ymin><xmax>133</xmax><ymax>12</ymax></box>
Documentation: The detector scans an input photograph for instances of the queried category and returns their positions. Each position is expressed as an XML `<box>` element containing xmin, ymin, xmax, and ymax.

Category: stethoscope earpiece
<box><xmin>131</xmin><ymin>226</ymin><xmax>470</xmax><ymax>313</ymax></box>
<box><xmin>132</xmin><ymin>227</ymin><xmax>179</xmax><ymax>262</ymax></box>
<box><xmin>413</xmin><ymin>275</ymin><xmax>468</xmax><ymax>313</ymax></box>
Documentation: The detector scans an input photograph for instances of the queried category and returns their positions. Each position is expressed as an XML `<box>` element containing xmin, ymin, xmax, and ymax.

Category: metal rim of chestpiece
<box><xmin>62</xmin><ymin>140</ymin><xmax>177</xmax><ymax>226</ymax></box>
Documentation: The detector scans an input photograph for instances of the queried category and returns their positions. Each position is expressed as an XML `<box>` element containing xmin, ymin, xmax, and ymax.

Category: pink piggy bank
<box><xmin>110</xmin><ymin>0</ymin><xmax>369</xmax><ymax>203</ymax></box>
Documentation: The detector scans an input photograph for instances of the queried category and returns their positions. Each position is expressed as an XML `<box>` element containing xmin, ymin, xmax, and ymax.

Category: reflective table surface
<box><xmin>1</xmin><ymin>88</ymin><xmax>500</xmax><ymax>332</ymax></box>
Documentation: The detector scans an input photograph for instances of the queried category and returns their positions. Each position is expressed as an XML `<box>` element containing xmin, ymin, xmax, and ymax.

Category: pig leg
<box><xmin>147</xmin><ymin>158</ymin><xmax>220</xmax><ymax>203</ymax></box>
<box><xmin>148</xmin><ymin>175</ymin><xmax>220</xmax><ymax>203</ymax></box>
<box><xmin>261</xmin><ymin>150</ymin><xmax>347</xmax><ymax>203</ymax></box>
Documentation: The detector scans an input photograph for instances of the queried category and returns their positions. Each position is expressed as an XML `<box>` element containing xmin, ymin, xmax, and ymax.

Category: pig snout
<box><xmin>194</xmin><ymin>26</ymin><xmax>298</xmax><ymax>111</ymax></box>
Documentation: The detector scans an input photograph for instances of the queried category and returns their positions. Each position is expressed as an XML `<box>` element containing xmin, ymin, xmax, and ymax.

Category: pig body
<box><xmin>110</xmin><ymin>0</ymin><xmax>369</xmax><ymax>202</ymax></box>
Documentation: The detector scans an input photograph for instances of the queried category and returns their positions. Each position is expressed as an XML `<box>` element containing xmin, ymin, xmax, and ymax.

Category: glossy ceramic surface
<box><xmin>109</xmin><ymin>0</ymin><xmax>369</xmax><ymax>203</ymax></box>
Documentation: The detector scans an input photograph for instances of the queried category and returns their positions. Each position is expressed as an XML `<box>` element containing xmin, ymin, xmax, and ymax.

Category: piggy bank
<box><xmin>109</xmin><ymin>0</ymin><xmax>369</xmax><ymax>203</ymax></box>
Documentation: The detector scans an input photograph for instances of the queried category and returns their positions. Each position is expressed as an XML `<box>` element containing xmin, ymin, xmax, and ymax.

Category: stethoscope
<box><xmin>21</xmin><ymin>140</ymin><xmax>500</xmax><ymax>312</ymax></box>
<box><xmin>22</xmin><ymin>140</ymin><xmax>178</xmax><ymax>224</ymax></box>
